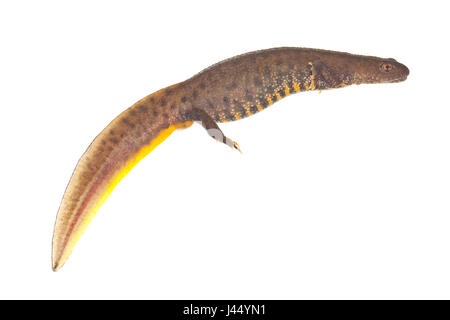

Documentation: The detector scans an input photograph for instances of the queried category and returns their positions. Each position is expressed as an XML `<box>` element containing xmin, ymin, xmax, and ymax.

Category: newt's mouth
<box><xmin>390</xmin><ymin>62</ymin><xmax>410</xmax><ymax>83</ymax></box>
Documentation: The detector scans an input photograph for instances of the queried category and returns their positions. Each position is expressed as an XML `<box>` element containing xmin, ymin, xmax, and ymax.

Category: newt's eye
<box><xmin>380</xmin><ymin>63</ymin><xmax>393</xmax><ymax>72</ymax></box>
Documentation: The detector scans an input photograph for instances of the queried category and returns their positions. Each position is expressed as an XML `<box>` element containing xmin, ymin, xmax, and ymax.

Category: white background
<box><xmin>0</xmin><ymin>0</ymin><xmax>449</xmax><ymax>299</ymax></box>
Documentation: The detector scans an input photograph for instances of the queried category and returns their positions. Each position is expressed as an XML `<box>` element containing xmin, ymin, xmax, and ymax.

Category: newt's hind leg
<box><xmin>190</xmin><ymin>107</ymin><xmax>242</xmax><ymax>153</ymax></box>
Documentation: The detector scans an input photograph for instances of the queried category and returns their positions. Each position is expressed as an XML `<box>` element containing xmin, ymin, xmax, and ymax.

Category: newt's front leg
<box><xmin>307</xmin><ymin>60</ymin><xmax>343</xmax><ymax>90</ymax></box>
<box><xmin>189</xmin><ymin>107</ymin><xmax>242</xmax><ymax>153</ymax></box>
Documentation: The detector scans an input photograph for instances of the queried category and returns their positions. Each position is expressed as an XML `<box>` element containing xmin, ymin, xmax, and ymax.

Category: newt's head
<box><xmin>312</xmin><ymin>51</ymin><xmax>409</xmax><ymax>89</ymax></box>
<box><xmin>352</xmin><ymin>56</ymin><xmax>409</xmax><ymax>84</ymax></box>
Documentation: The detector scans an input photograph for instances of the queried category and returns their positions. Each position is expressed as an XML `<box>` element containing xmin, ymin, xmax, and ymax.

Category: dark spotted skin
<box><xmin>174</xmin><ymin>47</ymin><xmax>409</xmax><ymax>124</ymax></box>
<box><xmin>52</xmin><ymin>47</ymin><xmax>409</xmax><ymax>271</ymax></box>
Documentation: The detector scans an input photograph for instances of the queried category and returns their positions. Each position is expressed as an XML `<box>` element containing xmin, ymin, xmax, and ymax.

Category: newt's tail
<box><xmin>52</xmin><ymin>96</ymin><xmax>192</xmax><ymax>271</ymax></box>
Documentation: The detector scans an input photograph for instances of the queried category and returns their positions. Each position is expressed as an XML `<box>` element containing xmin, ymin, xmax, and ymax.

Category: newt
<box><xmin>52</xmin><ymin>47</ymin><xmax>409</xmax><ymax>271</ymax></box>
